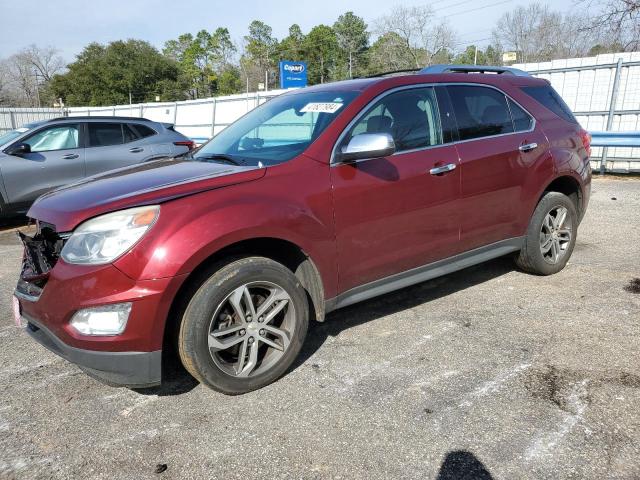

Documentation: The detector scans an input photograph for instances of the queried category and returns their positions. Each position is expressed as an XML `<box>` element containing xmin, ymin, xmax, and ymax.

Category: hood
<box><xmin>28</xmin><ymin>158</ymin><xmax>266</xmax><ymax>231</ymax></box>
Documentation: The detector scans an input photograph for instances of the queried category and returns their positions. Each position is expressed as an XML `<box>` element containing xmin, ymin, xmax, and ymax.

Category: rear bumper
<box><xmin>23</xmin><ymin>314</ymin><xmax>161</xmax><ymax>388</ymax></box>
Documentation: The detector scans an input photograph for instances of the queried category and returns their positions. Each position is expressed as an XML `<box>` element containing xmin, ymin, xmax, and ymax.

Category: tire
<box><xmin>178</xmin><ymin>256</ymin><xmax>309</xmax><ymax>395</ymax></box>
<box><xmin>515</xmin><ymin>191</ymin><xmax>578</xmax><ymax>275</ymax></box>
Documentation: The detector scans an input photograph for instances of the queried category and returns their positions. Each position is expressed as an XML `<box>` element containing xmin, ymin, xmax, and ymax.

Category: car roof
<box><xmin>46</xmin><ymin>116</ymin><xmax>153</xmax><ymax>122</ymax></box>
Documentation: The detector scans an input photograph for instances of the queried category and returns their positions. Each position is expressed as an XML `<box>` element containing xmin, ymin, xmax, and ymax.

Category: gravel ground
<box><xmin>0</xmin><ymin>177</ymin><xmax>638</xmax><ymax>480</ymax></box>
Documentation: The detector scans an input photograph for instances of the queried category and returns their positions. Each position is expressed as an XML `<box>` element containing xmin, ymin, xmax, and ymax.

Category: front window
<box><xmin>0</xmin><ymin>127</ymin><xmax>30</xmax><ymax>147</ymax></box>
<box><xmin>194</xmin><ymin>90</ymin><xmax>359</xmax><ymax>166</ymax></box>
<box><xmin>342</xmin><ymin>87</ymin><xmax>443</xmax><ymax>153</ymax></box>
<box><xmin>24</xmin><ymin>124</ymin><xmax>80</xmax><ymax>152</ymax></box>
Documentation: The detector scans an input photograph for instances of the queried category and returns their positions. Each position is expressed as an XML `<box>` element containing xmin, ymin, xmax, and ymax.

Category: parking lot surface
<box><xmin>0</xmin><ymin>177</ymin><xmax>638</xmax><ymax>480</ymax></box>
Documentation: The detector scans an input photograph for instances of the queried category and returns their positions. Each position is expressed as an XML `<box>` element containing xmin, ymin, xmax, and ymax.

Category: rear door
<box><xmin>447</xmin><ymin>84</ymin><xmax>548</xmax><ymax>251</ymax></box>
<box><xmin>1</xmin><ymin>122</ymin><xmax>85</xmax><ymax>205</ymax></box>
<box><xmin>84</xmin><ymin>122</ymin><xmax>149</xmax><ymax>176</ymax></box>
<box><xmin>330</xmin><ymin>86</ymin><xmax>461</xmax><ymax>293</ymax></box>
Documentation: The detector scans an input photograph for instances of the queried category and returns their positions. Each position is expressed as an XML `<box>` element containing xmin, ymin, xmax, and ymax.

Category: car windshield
<box><xmin>193</xmin><ymin>89</ymin><xmax>359</xmax><ymax>166</ymax></box>
<box><xmin>0</xmin><ymin>127</ymin><xmax>30</xmax><ymax>147</ymax></box>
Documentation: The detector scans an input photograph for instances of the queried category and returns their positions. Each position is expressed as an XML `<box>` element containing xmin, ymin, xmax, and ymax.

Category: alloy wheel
<box><xmin>207</xmin><ymin>281</ymin><xmax>295</xmax><ymax>378</ymax></box>
<box><xmin>539</xmin><ymin>205</ymin><xmax>572</xmax><ymax>264</ymax></box>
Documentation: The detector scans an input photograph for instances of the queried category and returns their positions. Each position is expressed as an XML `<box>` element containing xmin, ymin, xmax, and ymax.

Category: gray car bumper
<box><xmin>23</xmin><ymin>315</ymin><xmax>161</xmax><ymax>388</ymax></box>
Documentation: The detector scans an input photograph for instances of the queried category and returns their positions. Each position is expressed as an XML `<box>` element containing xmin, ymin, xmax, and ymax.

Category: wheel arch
<box><xmin>162</xmin><ymin>236</ymin><xmax>326</xmax><ymax>359</ymax></box>
<box><xmin>539</xmin><ymin>174</ymin><xmax>583</xmax><ymax>218</ymax></box>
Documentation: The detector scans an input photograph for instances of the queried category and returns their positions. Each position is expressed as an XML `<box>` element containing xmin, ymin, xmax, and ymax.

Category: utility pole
<box><xmin>265</xmin><ymin>70</ymin><xmax>269</xmax><ymax>92</ymax></box>
<box><xmin>474</xmin><ymin>46</ymin><xmax>478</xmax><ymax>65</ymax></box>
<box><xmin>33</xmin><ymin>70</ymin><xmax>41</xmax><ymax>108</ymax></box>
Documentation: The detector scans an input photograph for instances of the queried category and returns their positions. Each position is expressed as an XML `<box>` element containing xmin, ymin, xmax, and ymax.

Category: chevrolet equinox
<box><xmin>14</xmin><ymin>65</ymin><xmax>591</xmax><ymax>394</ymax></box>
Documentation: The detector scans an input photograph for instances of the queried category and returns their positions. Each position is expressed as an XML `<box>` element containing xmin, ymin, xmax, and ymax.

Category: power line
<box><xmin>440</xmin><ymin>0</ymin><xmax>514</xmax><ymax>18</ymax></box>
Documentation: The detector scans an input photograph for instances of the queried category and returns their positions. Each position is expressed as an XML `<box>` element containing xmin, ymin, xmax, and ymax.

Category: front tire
<box><xmin>178</xmin><ymin>257</ymin><xmax>309</xmax><ymax>395</ymax></box>
<box><xmin>515</xmin><ymin>192</ymin><xmax>578</xmax><ymax>275</ymax></box>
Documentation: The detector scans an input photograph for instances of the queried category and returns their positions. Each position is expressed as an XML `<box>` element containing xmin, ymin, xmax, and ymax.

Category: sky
<box><xmin>0</xmin><ymin>0</ymin><xmax>577</xmax><ymax>61</ymax></box>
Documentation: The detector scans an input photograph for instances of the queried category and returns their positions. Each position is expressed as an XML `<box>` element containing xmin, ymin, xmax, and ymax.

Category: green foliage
<box><xmin>333</xmin><ymin>12</ymin><xmax>369</xmax><ymax>78</ymax></box>
<box><xmin>49</xmin><ymin>40</ymin><xmax>185</xmax><ymax>106</ymax></box>
<box><xmin>302</xmin><ymin>25</ymin><xmax>339</xmax><ymax>84</ymax></box>
<box><xmin>164</xmin><ymin>28</ymin><xmax>237</xmax><ymax>98</ymax></box>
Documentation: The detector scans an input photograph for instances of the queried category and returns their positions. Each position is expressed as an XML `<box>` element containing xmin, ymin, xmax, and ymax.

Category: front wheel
<box><xmin>515</xmin><ymin>192</ymin><xmax>578</xmax><ymax>275</ymax></box>
<box><xmin>178</xmin><ymin>257</ymin><xmax>309</xmax><ymax>394</ymax></box>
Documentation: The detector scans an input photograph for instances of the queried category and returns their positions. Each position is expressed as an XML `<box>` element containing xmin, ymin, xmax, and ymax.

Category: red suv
<box><xmin>14</xmin><ymin>65</ymin><xmax>591</xmax><ymax>394</ymax></box>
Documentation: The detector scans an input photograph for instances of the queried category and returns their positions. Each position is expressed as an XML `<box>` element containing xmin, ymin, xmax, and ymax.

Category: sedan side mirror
<box><xmin>338</xmin><ymin>133</ymin><xmax>395</xmax><ymax>163</ymax></box>
<box><xmin>6</xmin><ymin>142</ymin><xmax>31</xmax><ymax>156</ymax></box>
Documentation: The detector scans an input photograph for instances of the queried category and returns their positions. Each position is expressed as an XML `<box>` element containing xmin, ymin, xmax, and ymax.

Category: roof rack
<box><xmin>419</xmin><ymin>64</ymin><xmax>531</xmax><ymax>77</ymax></box>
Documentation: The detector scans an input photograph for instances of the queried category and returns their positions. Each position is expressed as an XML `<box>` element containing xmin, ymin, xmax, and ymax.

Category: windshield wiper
<box><xmin>194</xmin><ymin>154</ymin><xmax>243</xmax><ymax>166</ymax></box>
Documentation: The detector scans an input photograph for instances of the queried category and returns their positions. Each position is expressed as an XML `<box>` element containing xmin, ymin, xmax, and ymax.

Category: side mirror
<box><xmin>6</xmin><ymin>143</ymin><xmax>31</xmax><ymax>156</ymax></box>
<box><xmin>338</xmin><ymin>133</ymin><xmax>395</xmax><ymax>163</ymax></box>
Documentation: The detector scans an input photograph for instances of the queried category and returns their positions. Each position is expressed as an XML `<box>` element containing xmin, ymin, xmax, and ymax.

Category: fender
<box><xmin>113</xmin><ymin>158</ymin><xmax>338</xmax><ymax>298</ymax></box>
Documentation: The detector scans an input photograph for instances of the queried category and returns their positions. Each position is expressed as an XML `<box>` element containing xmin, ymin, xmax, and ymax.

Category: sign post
<box><xmin>279</xmin><ymin>61</ymin><xmax>308</xmax><ymax>89</ymax></box>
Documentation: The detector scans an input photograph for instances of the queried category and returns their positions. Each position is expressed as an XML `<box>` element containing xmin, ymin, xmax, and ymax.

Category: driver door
<box><xmin>2</xmin><ymin>123</ymin><xmax>85</xmax><ymax>205</ymax></box>
<box><xmin>330</xmin><ymin>86</ymin><xmax>462</xmax><ymax>293</ymax></box>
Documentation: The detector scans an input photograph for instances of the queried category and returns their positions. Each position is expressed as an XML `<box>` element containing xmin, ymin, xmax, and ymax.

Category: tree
<box><xmin>303</xmin><ymin>25</ymin><xmax>339</xmax><ymax>84</ymax></box>
<box><xmin>2</xmin><ymin>45</ymin><xmax>65</xmax><ymax>107</ymax></box>
<box><xmin>580</xmin><ymin>0</ymin><xmax>639</xmax><ymax>50</ymax></box>
<box><xmin>49</xmin><ymin>40</ymin><xmax>185</xmax><ymax>106</ymax></box>
<box><xmin>164</xmin><ymin>28</ymin><xmax>238</xmax><ymax>98</ymax></box>
<box><xmin>492</xmin><ymin>3</ymin><xmax>597</xmax><ymax>63</ymax></box>
<box><xmin>279</xmin><ymin>24</ymin><xmax>306</xmax><ymax>61</ymax></box>
<box><xmin>374</xmin><ymin>6</ymin><xmax>455</xmax><ymax>69</ymax></box>
<box><xmin>367</xmin><ymin>32</ymin><xmax>417</xmax><ymax>74</ymax></box>
<box><xmin>333</xmin><ymin>12</ymin><xmax>369</xmax><ymax>78</ymax></box>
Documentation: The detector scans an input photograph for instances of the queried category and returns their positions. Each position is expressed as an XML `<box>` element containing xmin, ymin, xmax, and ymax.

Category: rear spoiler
<box><xmin>160</xmin><ymin>122</ymin><xmax>175</xmax><ymax>130</ymax></box>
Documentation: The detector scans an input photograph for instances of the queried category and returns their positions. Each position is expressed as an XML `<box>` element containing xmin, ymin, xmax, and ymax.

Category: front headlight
<box><xmin>61</xmin><ymin>205</ymin><xmax>160</xmax><ymax>265</ymax></box>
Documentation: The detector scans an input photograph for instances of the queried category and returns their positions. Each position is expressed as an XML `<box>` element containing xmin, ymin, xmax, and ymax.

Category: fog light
<box><xmin>70</xmin><ymin>303</ymin><xmax>132</xmax><ymax>336</ymax></box>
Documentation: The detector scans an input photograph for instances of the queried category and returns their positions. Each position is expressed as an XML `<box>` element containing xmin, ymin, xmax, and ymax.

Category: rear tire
<box><xmin>178</xmin><ymin>256</ymin><xmax>309</xmax><ymax>395</ymax></box>
<box><xmin>515</xmin><ymin>192</ymin><xmax>578</xmax><ymax>275</ymax></box>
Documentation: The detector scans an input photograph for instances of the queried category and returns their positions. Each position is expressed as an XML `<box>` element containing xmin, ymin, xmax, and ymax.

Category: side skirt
<box><xmin>325</xmin><ymin>237</ymin><xmax>524</xmax><ymax>313</ymax></box>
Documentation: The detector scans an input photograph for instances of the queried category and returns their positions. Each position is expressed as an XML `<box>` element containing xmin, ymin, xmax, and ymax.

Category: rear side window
<box><xmin>447</xmin><ymin>85</ymin><xmax>514</xmax><ymax>141</ymax></box>
<box><xmin>123</xmin><ymin>124</ymin><xmax>140</xmax><ymax>143</ymax></box>
<box><xmin>521</xmin><ymin>85</ymin><xmax>577</xmax><ymax>124</ymax></box>
<box><xmin>508</xmin><ymin>99</ymin><xmax>534</xmax><ymax>132</ymax></box>
<box><xmin>88</xmin><ymin>123</ymin><xmax>123</xmax><ymax>147</ymax></box>
<box><xmin>130</xmin><ymin>124</ymin><xmax>157</xmax><ymax>138</ymax></box>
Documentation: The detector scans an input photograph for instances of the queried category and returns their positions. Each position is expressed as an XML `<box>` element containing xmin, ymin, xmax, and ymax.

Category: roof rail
<box><xmin>419</xmin><ymin>64</ymin><xmax>531</xmax><ymax>77</ymax></box>
<box><xmin>47</xmin><ymin>116</ymin><xmax>151</xmax><ymax>122</ymax></box>
<box><xmin>365</xmin><ymin>68</ymin><xmax>421</xmax><ymax>78</ymax></box>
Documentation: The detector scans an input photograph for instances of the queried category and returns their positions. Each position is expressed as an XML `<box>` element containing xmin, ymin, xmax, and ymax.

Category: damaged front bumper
<box><xmin>14</xmin><ymin>224</ymin><xmax>181</xmax><ymax>388</ymax></box>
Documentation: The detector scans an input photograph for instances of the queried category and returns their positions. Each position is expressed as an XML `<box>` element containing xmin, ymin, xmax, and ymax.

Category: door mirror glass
<box><xmin>6</xmin><ymin>142</ymin><xmax>31</xmax><ymax>156</ymax></box>
<box><xmin>339</xmin><ymin>133</ymin><xmax>395</xmax><ymax>162</ymax></box>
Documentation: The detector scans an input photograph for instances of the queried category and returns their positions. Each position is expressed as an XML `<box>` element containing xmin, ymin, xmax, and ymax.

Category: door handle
<box><xmin>62</xmin><ymin>154</ymin><xmax>79</xmax><ymax>160</ymax></box>
<box><xmin>129</xmin><ymin>147</ymin><xmax>144</xmax><ymax>153</ymax></box>
<box><xmin>519</xmin><ymin>142</ymin><xmax>538</xmax><ymax>152</ymax></box>
<box><xmin>429</xmin><ymin>163</ymin><xmax>457</xmax><ymax>175</ymax></box>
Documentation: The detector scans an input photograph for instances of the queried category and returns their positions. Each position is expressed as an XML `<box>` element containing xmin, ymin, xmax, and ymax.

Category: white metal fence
<box><xmin>2</xmin><ymin>52</ymin><xmax>640</xmax><ymax>172</ymax></box>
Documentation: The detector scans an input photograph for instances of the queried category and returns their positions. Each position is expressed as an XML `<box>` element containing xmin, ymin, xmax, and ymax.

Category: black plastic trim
<box><xmin>23</xmin><ymin>314</ymin><xmax>161</xmax><ymax>388</ymax></box>
<box><xmin>325</xmin><ymin>237</ymin><xmax>524</xmax><ymax>312</ymax></box>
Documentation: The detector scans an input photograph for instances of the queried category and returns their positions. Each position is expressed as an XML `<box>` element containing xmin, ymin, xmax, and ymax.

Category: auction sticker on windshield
<box><xmin>300</xmin><ymin>103</ymin><xmax>343</xmax><ymax>113</ymax></box>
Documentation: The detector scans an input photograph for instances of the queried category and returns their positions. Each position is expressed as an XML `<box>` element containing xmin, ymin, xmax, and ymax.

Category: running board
<box><xmin>325</xmin><ymin>237</ymin><xmax>524</xmax><ymax>312</ymax></box>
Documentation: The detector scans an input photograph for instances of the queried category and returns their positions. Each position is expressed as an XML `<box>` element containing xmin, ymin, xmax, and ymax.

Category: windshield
<box><xmin>0</xmin><ymin>127</ymin><xmax>30</xmax><ymax>147</ymax></box>
<box><xmin>193</xmin><ymin>89</ymin><xmax>359</xmax><ymax>166</ymax></box>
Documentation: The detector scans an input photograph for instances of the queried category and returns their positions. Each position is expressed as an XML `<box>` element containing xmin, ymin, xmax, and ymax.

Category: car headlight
<box><xmin>61</xmin><ymin>206</ymin><xmax>159</xmax><ymax>265</ymax></box>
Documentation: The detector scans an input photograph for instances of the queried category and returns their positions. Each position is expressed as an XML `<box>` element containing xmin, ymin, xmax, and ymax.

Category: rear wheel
<box><xmin>178</xmin><ymin>257</ymin><xmax>309</xmax><ymax>394</ymax></box>
<box><xmin>515</xmin><ymin>192</ymin><xmax>578</xmax><ymax>275</ymax></box>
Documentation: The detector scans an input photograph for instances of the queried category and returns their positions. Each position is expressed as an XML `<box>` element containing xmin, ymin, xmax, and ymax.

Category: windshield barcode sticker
<box><xmin>300</xmin><ymin>103</ymin><xmax>343</xmax><ymax>113</ymax></box>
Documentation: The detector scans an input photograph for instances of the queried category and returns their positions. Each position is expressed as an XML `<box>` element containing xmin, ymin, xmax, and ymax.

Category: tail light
<box><xmin>174</xmin><ymin>140</ymin><xmax>195</xmax><ymax>151</ymax></box>
<box><xmin>579</xmin><ymin>129</ymin><xmax>591</xmax><ymax>157</ymax></box>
